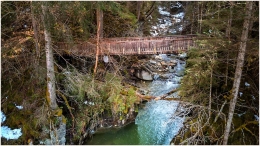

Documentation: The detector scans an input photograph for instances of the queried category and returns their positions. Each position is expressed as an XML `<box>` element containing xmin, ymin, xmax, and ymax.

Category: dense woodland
<box><xmin>1</xmin><ymin>1</ymin><xmax>259</xmax><ymax>145</ymax></box>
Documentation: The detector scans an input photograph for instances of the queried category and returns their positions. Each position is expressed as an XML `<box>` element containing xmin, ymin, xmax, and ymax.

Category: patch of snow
<box><xmin>251</xmin><ymin>95</ymin><xmax>255</xmax><ymax>100</ymax></box>
<box><xmin>239</xmin><ymin>92</ymin><xmax>243</xmax><ymax>97</ymax></box>
<box><xmin>15</xmin><ymin>105</ymin><xmax>23</xmax><ymax>110</ymax></box>
<box><xmin>238</xmin><ymin>111</ymin><xmax>246</xmax><ymax>117</ymax></box>
<box><xmin>14</xmin><ymin>103</ymin><xmax>23</xmax><ymax>110</ymax></box>
<box><xmin>254</xmin><ymin>115</ymin><xmax>259</xmax><ymax>121</ymax></box>
<box><xmin>1</xmin><ymin>111</ymin><xmax>23</xmax><ymax>140</ymax></box>
<box><xmin>245</xmin><ymin>82</ymin><xmax>250</xmax><ymax>87</ymax></box>
<box><xmin>84</xmin><ymin>101</ymin><xmax>95</xmax><ymax>106</ymax></box>
<box><xmin>1</xmin><ymin>111</ymin><xmax>6</xmax><ymax>123</ymax></box>
<box><xmin>1</xmin><ymin>126</ymin><xmax>23</xmax><ymax>140</ymax></box>
<box><xmin>103</xmin><ymin>56</ymin><xmax>109</xmax><ymax>63</ymax></box>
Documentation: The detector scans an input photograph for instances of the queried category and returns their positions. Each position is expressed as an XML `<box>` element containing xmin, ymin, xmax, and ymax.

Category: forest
<box><xmin>1</xmin><ymin>1</ymin><xmax>259</xmax><ymax>145</ymax></box>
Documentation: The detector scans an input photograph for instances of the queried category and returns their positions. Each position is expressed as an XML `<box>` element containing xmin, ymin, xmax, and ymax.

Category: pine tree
<box><xmin>223</xmin><ymin>1</ymin><xmax>253</xmax><ymax>144</ymax></box>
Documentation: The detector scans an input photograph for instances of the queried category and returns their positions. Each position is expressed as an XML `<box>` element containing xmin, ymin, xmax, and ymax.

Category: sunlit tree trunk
<box><xmin>94</xmin><ymin>4</ymin><xmax>103</xmax><ymax>75</ymax></box>
<box><xmin>223</xmin><ymin>1</ymin><xmax>253</xmax><ymax>144</ymax></box>
<box><xmin>41</xmin><ymin>2</ymin><xmax>58</xmax><ymax>110</ymax></box>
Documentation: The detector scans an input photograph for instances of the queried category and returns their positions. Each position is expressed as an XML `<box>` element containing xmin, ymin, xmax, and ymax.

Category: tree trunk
<box><xmin>94</xmin><ymin>4</ymin><xmax>103</xmax><ymax>75</ymax></box>
<box><xmin>223</xmin><ymin>1</ymin><xmax>253</xmax><ymax>144</ymax></box>
<box><xmin>197</xmin><ymin>2</ymin><xmax>200</xmax><ymax>33</ymax></box>
<box><xmin>225</xmin><ymin>2</ymin><xmax>233</xmax><ymax>86</ymax></box>
<box><xmin>191</xmin><ymin>4</ymin><xmax>195</xmax><ymax>34</ymax></box>
<box><xmin>137</xmin><ymin>1</ymin><xmax>143</xmax><ymax>21</ymax></box>
<box><xmin>145</xmin><ymin>2</ymin><xmax>156</xmax><ymax>20</ymax></box>
<box><xmin>199</xmin><ymin>2</ymin><xmax>203</xmax><ymax>34</ymax></box>
<box><xmin>41</xmin><ymin>3</ymin><xmax>58</xmax><ymax>110</ymax></box>
<box><xmin>97</xmin><ymin>5</ymin><xmax>103</xmax><ymax>38</ymax></box>
<box><xmin>31</xmin><ymin>2</ymin><xmax>40</xmax><ymax>70</ymax></box>
<box><xmin>126</xmin><ymin>1</ymin><xmax>131</xmax><ymax>9</ymax></box>
<box><xmin>209</xmin><ymin>59</ymin><xmax>213</xmax><ymax>117</ymax></box>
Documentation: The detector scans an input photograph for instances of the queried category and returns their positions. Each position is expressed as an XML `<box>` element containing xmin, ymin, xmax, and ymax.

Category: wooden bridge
<box><xmin>55</xmin><ymin>35</ymin><xmax>197</xmax><ymax>57</ymax></box>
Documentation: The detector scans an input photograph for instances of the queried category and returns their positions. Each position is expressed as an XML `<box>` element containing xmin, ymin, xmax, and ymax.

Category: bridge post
<box><xmin>108</xmin><ymin>43</ymin><xmax>110</xmax><ymax>54</ymax></box>
<box><xmin>188</xmin><ymin>40</ymin><xmax>190</xmax><ymax>50</ymax></box>
<box><xmin>123</xmin><ymin>47</ymin><xmax>125</xmax><ymax>55</ymax></box>
<box><xmin>153</xmin><ymin>42</ymin><xmax>156</xmax><ymax>54</ymax></box>
<box><xmin>177</xmin><ymin>40</ymin><xmax>180</xmax><ymax>53</ymax></box>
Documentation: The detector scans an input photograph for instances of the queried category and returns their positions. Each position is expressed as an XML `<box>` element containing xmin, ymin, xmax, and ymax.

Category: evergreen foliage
<box><xmin>178</xmin><ymin>1</ymin><xmax>259</xmax><ymax>144</ymax></box>
<box><xmin>1</xmin><ymin>1</ymin><xmax>258</xmax><ymax>145</ymax></box>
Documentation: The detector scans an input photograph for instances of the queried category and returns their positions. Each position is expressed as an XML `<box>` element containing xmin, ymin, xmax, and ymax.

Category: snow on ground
<box><xmin>15</xmin><ymin>104</ymin><xmax>23</xmax><ymax>110</ymax></box>
<box><xmin>1</xmin><ymin>126</ymin><xmax>23</xmax><ymax>140</ymax></box>
<box><xmin>15</xmin><ymin>106</ymin><xmax>23</xmax><ymax>110</ymax></box>
<box><xmin>1</xmin><ymin>111</ymin><xmax>6</xmax><ymax>123</ymax></box>
<box><xmin>1</xmin><ymin>111</ymin><xmax>23</xmax><ymax>140</ymax></box>
<box><xmin>254</xmin><ymin>115</ymin><xmax>259</xmax><ymax>121</ymax></box>
<box><xmin>245</xmin><ymin>82</ymin><xmax>250</xmax><ymax>87</ymax></box>
<box><xmin>251</xmin><ymin>95</ymin><xmax>255</xmax><ymax>100</ymax></box>
<box><xmin>84</xmin><ymin>101</ymin><xmax>95</xmax><ymax>106</ymax></box>
<box><xmin>239</xmin><ymin>92</ymin><xmax>243</xmax><ymax>97</ymax></box>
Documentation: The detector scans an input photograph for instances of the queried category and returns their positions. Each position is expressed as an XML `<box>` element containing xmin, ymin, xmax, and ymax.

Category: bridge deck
<box><xmin>55</xmin><ymin>35</ymin><xmax>196</xmax><ymax>56</ymax></box>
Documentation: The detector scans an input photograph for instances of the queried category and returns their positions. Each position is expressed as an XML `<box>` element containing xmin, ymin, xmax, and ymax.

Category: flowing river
<box><xmin>85</xmin><ymin>54</ymin><xmax>186</xmax><ymax>145</ymax></box>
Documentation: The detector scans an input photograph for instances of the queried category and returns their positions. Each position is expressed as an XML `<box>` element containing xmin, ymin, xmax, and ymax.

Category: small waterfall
<box><xmin>153</xmin><ymin>74</ymin><xmax>160</xmax><ymax>80</ymax></box>
<box><xmin>135</xmin><ymin>100</ymin><xmax>184</xmax><ymax>145</ymax></box>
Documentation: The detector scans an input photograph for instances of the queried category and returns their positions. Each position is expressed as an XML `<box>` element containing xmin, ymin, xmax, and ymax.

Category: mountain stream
<box><xmin>85</xmin><ymin>54</ymin><xmax>186</xmax><ymax>145</ymax></box>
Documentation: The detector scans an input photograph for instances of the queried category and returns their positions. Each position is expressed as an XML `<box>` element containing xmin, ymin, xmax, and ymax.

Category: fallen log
<box><xmin>135</xmin><ymin>88</ymin><xmax>179</xmax><ymax>102</ymax></box>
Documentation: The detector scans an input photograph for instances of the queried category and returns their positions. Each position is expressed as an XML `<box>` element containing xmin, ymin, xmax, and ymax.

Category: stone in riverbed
<box><xmin>161</xmin><ymin>61</ymin><xmax>167</xmax><ymax>66</ymax></box>
<box><xmin>150</xmin><ymin>60</ymin><xmax>157</xmax><ymax>64</ymax></box>
<box><xmin>134</xmin><ymin>69</ymin><xmax>153</xmax><ymax>81</ymax></box>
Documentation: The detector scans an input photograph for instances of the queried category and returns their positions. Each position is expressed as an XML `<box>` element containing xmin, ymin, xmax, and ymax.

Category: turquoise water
<box><xmin>85</xmin><ymin>100</ymin><xmax>184</xmax><ymax>145</ymax></box>
<box><xmin>85</xmin><ymin>123</ymin><xmax>140</xmax><ymax>145</ymax></box>
<box><xmin>85</xmin><ymin>55</ymin><xmax>186</xmax><ymax>145</ymax></box>
<box><xmin>135</xmin><ymin>100</ymin><xmax>184</xmax><ymax>145</ymax></box>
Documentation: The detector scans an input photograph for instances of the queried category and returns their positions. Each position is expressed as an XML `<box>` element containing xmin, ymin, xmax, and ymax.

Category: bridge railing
<box><xmin>100</xmin><ymin>37</ymin><xmax>195</xmax><ymax>55</ymax></box>
<box><xmin>101</xmin><ymin>34</ymin><xmax>196</xmax><ymax>42</ymax></box>
<box><xmin>55</xmin><ymin>35</ymin><xmax>196</xmax><ymax>56</ymax></box>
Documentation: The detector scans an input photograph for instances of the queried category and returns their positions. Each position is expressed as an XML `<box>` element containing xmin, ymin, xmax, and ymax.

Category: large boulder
<box><xmin>134</xmin><ymin>69</ymin><xmax>153</xmax><ymax>81</ymax></box>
